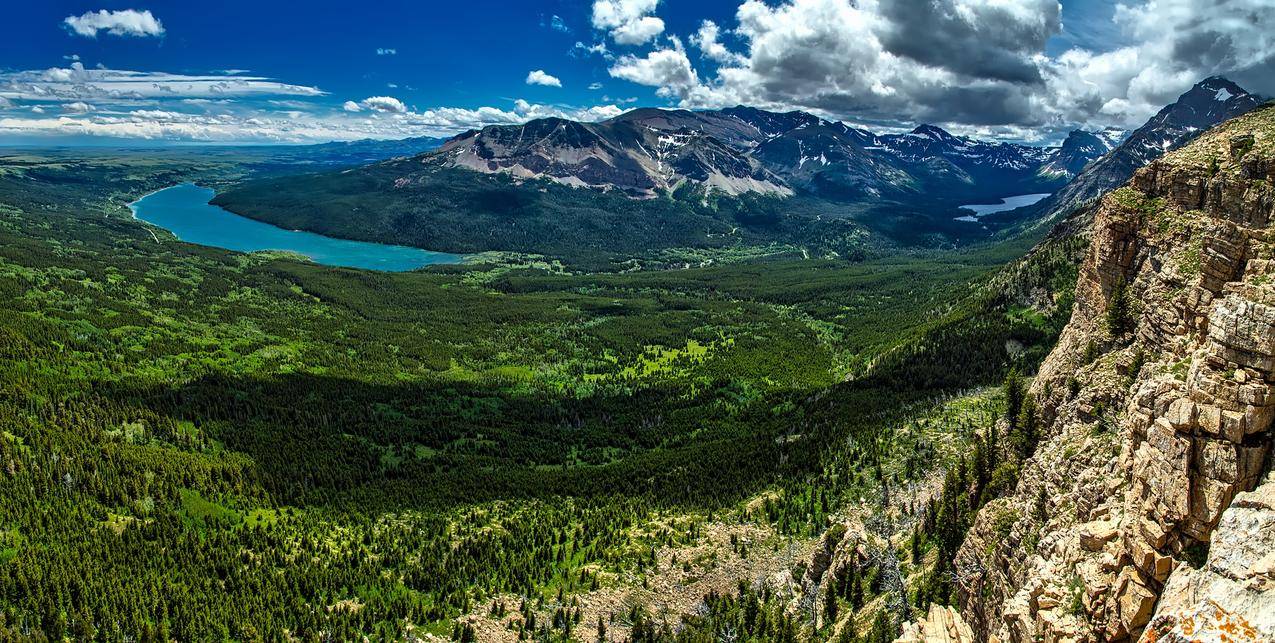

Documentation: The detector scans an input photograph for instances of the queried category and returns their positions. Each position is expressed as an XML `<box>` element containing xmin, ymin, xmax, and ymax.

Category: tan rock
<box><xmin>1139</xmin><ymin>599</ymin><xmax>1262</xmax><ymax>643</ymax></box>
<box><xmin>895</xmin><ymin>604</ymin><xmax>976</xmax><ymax>643</ymax></box>
<box><xmin>1118</xmin><ymin>577</ymin><xmax>1156</xmax><ymax>633</ymax></box>
<box><xmin>954</xmin><ymin>108</ymin><xmax>1275</xmax><ymax>643</ymax></box>
<box><xmin>1079</xmin><ymin>520</ymin><xmax>1119</xmax><ymax>552</ymax></box>
<box><xmin>1166</xmin><ymin>398</ymin><xmax>1196</xmax><ymax>430</ymax></box>
<box><xmin>1197</xmin><ymin>404</ymin><xmax>1223</xmax><ymax>436</ymax></box>
<box><xmin>1144</xmin><ymin>477</ymin><xmax>1275</xmax><ymax>642</ymax></box>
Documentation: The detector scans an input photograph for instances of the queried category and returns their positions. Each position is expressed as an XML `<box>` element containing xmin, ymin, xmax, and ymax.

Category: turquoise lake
<box><xmin>129</xmin><ymin>183</ymin><xmax>463</xmax><ymax>271</ymax></box>
<box><xmin>955</xmin><ymin>192</ymin><xmax>1052</xmax><ymax>222</ymax></box>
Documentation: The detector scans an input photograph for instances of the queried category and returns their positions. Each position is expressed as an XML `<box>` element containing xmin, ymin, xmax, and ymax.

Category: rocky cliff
<box><xmin>953</xmin><ymin>105</ymin><xmax>1275</xmax><ymax>642</ymax></box>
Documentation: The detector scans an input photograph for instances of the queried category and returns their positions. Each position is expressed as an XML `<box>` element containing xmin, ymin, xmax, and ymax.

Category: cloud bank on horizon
<box><xmin>1</xmin><ymin>0</ymin><xmax>1272</xmax><ymax>144</ymax></box>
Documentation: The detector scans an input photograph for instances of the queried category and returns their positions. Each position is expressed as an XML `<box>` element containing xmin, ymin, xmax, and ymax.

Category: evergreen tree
<box><xmin>1105</xmin><ymin>277</ymin><xmax>1134</xmax><ymax>336</ymax></box>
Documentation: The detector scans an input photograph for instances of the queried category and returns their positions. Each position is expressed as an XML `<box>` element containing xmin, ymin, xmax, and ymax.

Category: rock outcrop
<box><xmin>954</xmin><ymin>105</ymin><xmax>1275</xmax><ymax>642</ymax></box>
<box><xmin>897</xmin><ymin>604</ymin><xmax>977</xmax><ymax>643</ymax></box>
<box><xmin>1142</xmin><ymin>475</ymin><xmax>1275</xmax><ymax>641</ymax></box>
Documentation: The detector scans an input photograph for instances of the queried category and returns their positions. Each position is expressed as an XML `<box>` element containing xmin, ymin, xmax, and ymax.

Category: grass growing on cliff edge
<box><xmin>1159</xmin><ymin>103</ymin><xmax>1275</xmax><ymax>174</ymax></box>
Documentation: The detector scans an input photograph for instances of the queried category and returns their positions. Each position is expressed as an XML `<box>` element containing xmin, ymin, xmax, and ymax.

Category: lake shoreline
<box><xmin>129</xmin><ymin>183</ymin><xmax>465</xmax><ymax>272</ymax></box>
<box><xmin>954</xmin><ymin>192</ymin><xmax>1052</xmax><ymax>223</ymax></box>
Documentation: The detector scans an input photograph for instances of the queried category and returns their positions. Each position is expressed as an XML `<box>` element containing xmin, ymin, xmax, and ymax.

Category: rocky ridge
<box><xmin>952</xmin><ymin>105</ymin><xmax>1275</xmax><ymax>642</ymax></box>
<box><xmin>430</xmin><ymin>106</ymin><xmax>1103</xmax><ymax>203</ymax></box>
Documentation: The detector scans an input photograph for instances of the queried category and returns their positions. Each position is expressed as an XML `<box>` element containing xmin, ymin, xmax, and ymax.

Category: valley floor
<box><xmin>0</xmin><ymin>150</ymin><xmax>1074</xmax><ymax>641</ymax></box>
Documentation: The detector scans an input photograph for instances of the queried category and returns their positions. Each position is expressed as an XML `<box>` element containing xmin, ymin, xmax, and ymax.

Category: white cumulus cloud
<box><xmin>357</xmin><ymin>96</ymin><xmax>408</xmax><ymax>113</ymax></box>
<box><xmin>62</xmin><ymin>102</ymin><xmax>94</xmax><ymax>114</ymax></box>
<box><xmin>690</xmin><ymin>20</ymin><xmax>745</xmax><ymax>65</ymax></box>
<box><xmin>525</xmin><ymin>70</ymin><xmax>563</xmax><ymax>87</ymax></box>
<box><xmin>609</xmin><ymin>38</ymin><xmax>699</xmax><ymax>99</ymax></box>
<box><xmin>592</xmin><ymin>0</ymin><xmax>665</xmax><ymax>45</ymax></box>
<box><xmin>64</xmin><ymin>9</ymin><xmax>165</xmax><ymax>38</ymax></box>
<box><xmin>612</xmin><ymin>17</ymin><xmax>665</xmax><ymax>46</ymax></box>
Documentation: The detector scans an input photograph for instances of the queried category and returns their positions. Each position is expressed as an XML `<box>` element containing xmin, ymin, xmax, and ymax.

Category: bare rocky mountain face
<box><xmin>949</xmin><ymin>105</ymin><xmax>1275</xmax><ymax>642</ymax></box>
<box><xmin>1038</xmin><ymin>129</ymin><xmax>1124</xmax><ymax>180</ymax></box>
<box><xmin>435</xmin><ymin>115</ymin><xmax>793</xmax><ymax>198</ymax></box>
<box><xmin>430</xmin><ymin>105</ymin><xmax>1106</xmax><ymax>204</ymax></box>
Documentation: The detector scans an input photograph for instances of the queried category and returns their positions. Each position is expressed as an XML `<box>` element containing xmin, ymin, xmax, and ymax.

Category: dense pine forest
<box><xmin>0</xmin><ymin>151</ymin><xmax>1077</xmax><ymax>641</ymax></box>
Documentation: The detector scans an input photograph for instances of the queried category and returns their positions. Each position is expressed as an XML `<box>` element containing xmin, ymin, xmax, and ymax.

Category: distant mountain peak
<box><xmin>1096</xmin><ymin>127</ymin><xmax>1128</xmax><ymax>148</ymax></box>
<box><xmin>1146</xmin><ymin>77</ymin><xmax>1262</xmax><ymax>134</ymax></box>
<box><xmin>911</xmin><ymin>124</ymin><xmax>961</xmax><ymax>144</ymax></box>
<box><xmin>1033</xmin><ymin>75</ymin><xmax>1264</xmax><ymax>229</ymax></box>
<box><xmin>1171</xmin><ymin>76</ymin><xmax>1256</xmax><ymax>113</ymax></box>
<box><xmin>1038</xmin><ymin>129</ymin><xmax>1117</xmax><ymax>179</ymax></box>
<box><xmin>1195</xmin><ymin>75</ymin><xmax>1247</xmax><ymax>94</ymax></box>
<box><xmin>1061</xmin><ymin>129</ymin><xmax>1103</xmax><ymax>144</ymax></box>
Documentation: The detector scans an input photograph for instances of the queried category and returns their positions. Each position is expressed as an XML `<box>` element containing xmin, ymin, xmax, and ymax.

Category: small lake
<box><xmin>955</xmin><ymin>193</ymin><xmax>1051</xmax><ymax>222</ymax></box>
<box><xmin>129</xmin><ymin>183</ymin><xmax>463</xmax><ymax>271</ymax></box>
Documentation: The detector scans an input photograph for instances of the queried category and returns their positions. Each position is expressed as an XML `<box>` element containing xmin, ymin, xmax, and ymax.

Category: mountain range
<box><xmin>214</xmin><ymin>76</ymin><xmax>1265</xmax><ymax>263</ymax></box>
<box><xmin>431</xmin><ymin>105</ymin><xmax>1114</xmax><ymax>204</ymax></box>
<box><xmin>1021</xmin><ymin>76</ymin><xmax>1263</xmax><ymax>231</ymax></box>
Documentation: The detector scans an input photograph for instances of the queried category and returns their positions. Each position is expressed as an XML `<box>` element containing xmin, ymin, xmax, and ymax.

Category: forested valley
<box><xmin>0</xmin><ymin>151</ymin><xmax>1081</xmax><ymax>641</ymax></box>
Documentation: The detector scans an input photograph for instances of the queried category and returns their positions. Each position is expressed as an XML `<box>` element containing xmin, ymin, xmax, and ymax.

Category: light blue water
<box><xmin>130</xmin><ymin>183</ymin><xmax>462</xmax><ymax>271</ymax></box>
<box><xmin>955</xmin><ymin>192</ymin><xmax>1052</xmax><ymax>222</ymax></box>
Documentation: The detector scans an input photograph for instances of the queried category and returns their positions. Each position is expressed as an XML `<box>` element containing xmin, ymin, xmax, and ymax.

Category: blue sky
<box><xmin>1</xmin><ymin>1</ymin><xmax>721</xmax><ymax>110</ymax></box>
<box><xmin>1</xmin><ymin>1</ymin><xmax>1272</xmax><ymax>145</ymax></box>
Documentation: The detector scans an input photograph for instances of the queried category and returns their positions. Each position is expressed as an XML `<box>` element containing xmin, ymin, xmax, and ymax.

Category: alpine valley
<box><xmin>212</xmin><ymin>103</ymin><xmax>1126</xmax><ymax>263</ymax></box>
<box><xmin>1</xmin><ymin>4</ymin><xmax>1274</xmax><ymax>643</ymax></box>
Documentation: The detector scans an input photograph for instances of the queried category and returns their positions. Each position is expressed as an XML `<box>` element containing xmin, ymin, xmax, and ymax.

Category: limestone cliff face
<box><xmin>954</xmin><ymin>106</ymin><xmax>1275</xmax><ymax>643</ymax></box>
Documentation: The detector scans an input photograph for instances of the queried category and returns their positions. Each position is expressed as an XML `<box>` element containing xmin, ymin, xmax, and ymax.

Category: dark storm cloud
<box><xmin>1171</xmin><ymin>30</ymin><xmax>1239</xmax><ymax>69</ymax></box>
<box><xmin>906</xmin><ymin>81</ymin><xmax>1040</xmax><ymax>125</ymax></box>
<box><xmin>878</xmin><ymin>0</ymin><xmax>1061</xmax><ymax>84</ymax></box>
<box><xmin>618</xmin><ymin>0</ymin><xmax>1275</xmax><ymax>140</ymax></box>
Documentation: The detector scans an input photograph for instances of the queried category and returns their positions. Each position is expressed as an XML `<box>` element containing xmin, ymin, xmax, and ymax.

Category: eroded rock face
<box><xmin>896</xmin><ymin>604</ymin><xmax>977</xmax><ymax>643</ymax></box>
<box><xmin>1139</xmin><ymin>476</ymin><xmax>1275</xmax><ymax>642</ymax></box>
<box><xmin>954</xmin><ymin>107</ymin><xmax>1275</xmax><ymax>643</ymax></box>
